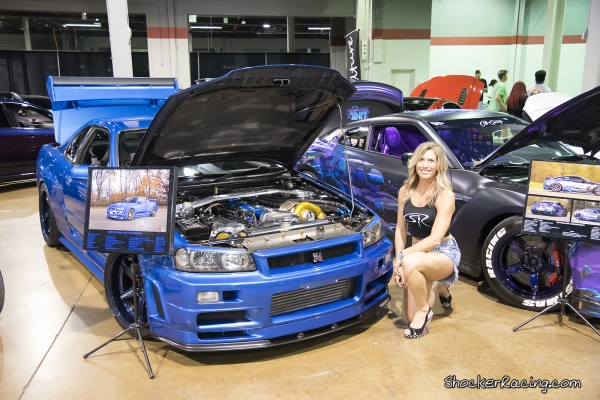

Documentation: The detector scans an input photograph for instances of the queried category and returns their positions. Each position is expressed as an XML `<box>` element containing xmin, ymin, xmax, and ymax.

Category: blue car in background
<box><xmin>543</xmin><ymin>175</ymin><xmax>600</xmax><ymax>195</ymax></box>
<box><xmin>574</xmin><ymin>208</ymin><xmax>600</xmax><ymax>221</ymax></box>
<box><xmin>1</xmin><ymin>94</ymin><xmax>54</xmax><ymax>183</ymax></box>
<box><xmin>530</xmin><ymin>201</ymin><xmax>568</xmax><ymax>217</ymax></box>
<box><xmin>107</xmin><ymin>196</ymin><xmax>158</xmax><ymax>220</ymax></box>
<box><xmin>37</xmin><ymin>67</ymin><xmax>393</xmax><ymax>351</ymax></box>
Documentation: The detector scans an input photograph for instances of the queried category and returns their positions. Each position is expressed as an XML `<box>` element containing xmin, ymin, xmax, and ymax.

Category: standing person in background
<box><xmin>485</xmin><ymin>79</ymin><xmax>497</xmax><ymax>108</ymax></box>
<box><xmin>506</xmin><ymin>81</ymin><xmax>528</xmax><ymax>118</ymax></box>
<box><xmin>488</xmin><ymin>70</ymin><xmax>508</xmax><ymax>113</ymax></box>
<box><xmin>475</xmin><ymin>70</ymin><xmax>488</xmax><ymax>110</ymax></box>
<box><xmin>527</xmin><ymin>70</ymin><xmax>552</xmax><ymax>96</ymax></box>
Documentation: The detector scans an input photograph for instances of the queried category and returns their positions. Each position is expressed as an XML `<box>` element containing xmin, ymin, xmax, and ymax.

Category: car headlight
<box><xmin>175</xmin><ymin>248</ymin><xmax>257</xmax><ymax>272</ymax></box>
<box><xmin>362</xmin><ymin>218</ymin><xmax>384</xmax><ymax>248</ymax></box>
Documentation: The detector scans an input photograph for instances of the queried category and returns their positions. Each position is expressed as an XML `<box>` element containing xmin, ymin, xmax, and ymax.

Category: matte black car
<box><xmin>297</xmin><ymin>86</ymin><xmax>600</xmax><ymax>311</ymax></box>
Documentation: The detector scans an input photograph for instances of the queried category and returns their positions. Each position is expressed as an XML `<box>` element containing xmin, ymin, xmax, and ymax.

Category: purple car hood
<box><xmin>476</xmin><ymin>85</ymin><xmax>600</xmax><ymax>171</ymax></box>
<box><xmin>132</xmin><ymin>65</ymin><xmax>356</xmax><ymax>170</ymax></box>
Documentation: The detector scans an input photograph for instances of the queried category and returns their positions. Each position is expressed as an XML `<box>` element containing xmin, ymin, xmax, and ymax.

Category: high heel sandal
<box><xmin>439</xmin><ymin>292</ymin><xmax>452</xmax><ymax>308</ymax></box>
<box><xmin>439</xmin><ymin>283</ymin><xmax>452</xmax><ymax>308</ymax></box>
<box><xmin>404</xmin><ymin>308</ymin><xmax>433</xmax><ymax>339</ymax></box>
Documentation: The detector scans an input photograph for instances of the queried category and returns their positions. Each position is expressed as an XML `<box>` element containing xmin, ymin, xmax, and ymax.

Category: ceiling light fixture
<box><xmin>190</xmin><ymin>26</ymin><xmax>222</xmax><ymax>29</ymax></box>
<box><xmin>241</xmin><ymin>20</ymin><xmax>246</xmax><ymax>24</ymax></box>
<box><xmin>63</xmin><ymin>23</ymin><xmax>101</xmax><ymax>28</ymax></box>
<box><xmin>308</xmin><ymin>27</ymin><xmax>331</xmax><ymax>30</ymax></box>
<box><xmin>263</xmin><ymin>24</ymin><xmax>270</xmax><ymax>28</ymax></box>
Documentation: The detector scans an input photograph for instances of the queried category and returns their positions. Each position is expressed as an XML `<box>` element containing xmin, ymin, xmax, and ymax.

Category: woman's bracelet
<box><xmin>397</xmin><ymin>251</ymin><xmax>404</xmax><ymax>261</ymax></box>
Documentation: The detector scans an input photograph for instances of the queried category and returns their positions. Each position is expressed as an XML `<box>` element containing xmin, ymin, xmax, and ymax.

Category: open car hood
<box><xmin>476</xmin><ymin>85</ymin><xmax>600</xmax><ymax>171</ymax></box>
<box><xmin>410</xmin><ymin>75</ymin><xmax>484</xmax><ymax>109</ymax></box>
<box><xmin>133</xmin><ymin>65</ymin><xmax>356</xmax><ymax>170</ymax></box>
<box><xmin>47</xmin><ymin>76</ymin><xmax>178</xmax><ymax>144</ymax></box>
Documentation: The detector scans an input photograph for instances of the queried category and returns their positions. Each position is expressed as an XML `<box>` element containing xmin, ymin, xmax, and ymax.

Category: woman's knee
<box><xmin>402</xmin><ymin>253</ymin><xmax>421</xmax><ymax>274</ymax></box>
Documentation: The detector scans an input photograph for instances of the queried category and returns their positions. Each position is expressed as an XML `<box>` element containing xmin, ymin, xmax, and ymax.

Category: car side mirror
<box><xmin>401</xmin><ymin>152</ymin><xmax>413</xmax><ymax>166</ymax></box>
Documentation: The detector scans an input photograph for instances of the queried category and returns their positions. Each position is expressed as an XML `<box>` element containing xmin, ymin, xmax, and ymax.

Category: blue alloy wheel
<box><xmin>482</xmin><ymin>216</ymin><xmax>570</xmax><ymax>311</ymax></box>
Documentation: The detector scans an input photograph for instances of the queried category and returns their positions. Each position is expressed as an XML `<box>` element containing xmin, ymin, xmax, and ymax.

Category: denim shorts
<box><xmin>431</xmin><ymin>238</ymin><xmax>461</xmax><ymax>284</ymax></box>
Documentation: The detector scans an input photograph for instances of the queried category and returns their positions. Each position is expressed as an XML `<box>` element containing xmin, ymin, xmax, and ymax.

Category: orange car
<box><xmin>406</xmin><ymin>75</ymin><xmax>485</xmax><ymax>110</ymax></box>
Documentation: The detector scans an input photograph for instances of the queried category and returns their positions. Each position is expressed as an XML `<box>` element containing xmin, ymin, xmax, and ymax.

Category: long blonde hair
<box><xmin>399</xmin><ymin>142</ymin><xmax>453</xmax><ymax>206</ymax></box>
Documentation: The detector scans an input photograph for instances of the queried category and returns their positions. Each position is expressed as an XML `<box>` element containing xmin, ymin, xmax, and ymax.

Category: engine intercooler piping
<box><xmin>294</xmin><ymin>202</ymin><xmax>326</xmax><ymax>220</ymax></box>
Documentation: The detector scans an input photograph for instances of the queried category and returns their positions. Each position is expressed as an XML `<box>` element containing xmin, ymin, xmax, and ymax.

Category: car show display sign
<box><xmin>522</xmin><ymin>160</ymin><xmax>600</xmax><ymax>242</ymax></box>
<box><xmin>83</xmin><ymin>167</ymin><xmax>176</xmax><ymax>254</ymax></box>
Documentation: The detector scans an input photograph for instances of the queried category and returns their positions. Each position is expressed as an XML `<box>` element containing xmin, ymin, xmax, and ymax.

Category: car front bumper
<box><xmin>106</xmin><ymin>209</ymin><xmax>128</xmax><ymax>219</ymax></box>
<box><xmin>139</xmin><ymin>235</ymin><xmax>393</xmax><ymax>350</ymax></box>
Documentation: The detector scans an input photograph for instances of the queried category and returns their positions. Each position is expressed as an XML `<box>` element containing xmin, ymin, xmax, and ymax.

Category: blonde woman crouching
<box><xmin>393</xmin><ymin>142</ymin><xmax>461</xmax><ymax>339</ymax></box>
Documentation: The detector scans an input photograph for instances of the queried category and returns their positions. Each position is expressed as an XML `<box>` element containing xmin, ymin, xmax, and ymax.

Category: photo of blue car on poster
<box><xmin>523</xmin><ymin>160</ymin><xmax>600</xmax><ymax>242</ymax></box>
<box><xmin>83</xmin><ymin>167</ymin><xmax>176</xmax><ymax>254</ymax></box>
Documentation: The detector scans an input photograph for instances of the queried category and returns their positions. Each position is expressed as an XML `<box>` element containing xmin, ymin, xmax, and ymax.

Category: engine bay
<box><xmin>175</xmin><ymin>178</ymin><xmax>370</xmax><ymax>249</ymax></box>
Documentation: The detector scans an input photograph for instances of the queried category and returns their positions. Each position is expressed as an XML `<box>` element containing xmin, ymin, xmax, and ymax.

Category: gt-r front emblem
<box><xmin>313</xmin><ymin>252</ymin><xmax>323</xmax><ymax>263</ymax></box>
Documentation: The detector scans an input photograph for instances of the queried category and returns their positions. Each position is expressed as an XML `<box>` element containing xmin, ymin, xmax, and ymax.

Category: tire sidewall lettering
<box><xmin>485</xmin><ymin>227</ymin><xmax>506</xmax><ymax>279</ymax></box>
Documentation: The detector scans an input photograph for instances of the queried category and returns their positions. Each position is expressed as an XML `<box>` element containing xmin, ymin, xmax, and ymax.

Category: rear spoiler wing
<box><xmin>47</xmin><ymin>76</ymin><xmax>178</xmax><ymax>144</ymax></box>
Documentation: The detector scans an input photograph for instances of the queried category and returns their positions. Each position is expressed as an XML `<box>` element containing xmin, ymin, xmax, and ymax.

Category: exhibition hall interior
<box><xmin>1</xmin><ymin>0</ymin><xmax>600</xmax><ymax>398</ymax></box>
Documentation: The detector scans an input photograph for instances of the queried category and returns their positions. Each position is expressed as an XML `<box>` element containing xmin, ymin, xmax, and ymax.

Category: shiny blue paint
<box><xmin>37</xmin><ymin>71</ymin><xmax>394</xmax><ymax>349</ymax></box>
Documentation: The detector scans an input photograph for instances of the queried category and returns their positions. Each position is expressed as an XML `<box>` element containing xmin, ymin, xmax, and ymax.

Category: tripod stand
<box><xmin>83</xmin><ymin>260</ymin><xmax>155</xmax><ymax>379</ymax></box>
<box><xmin>513</xmin><ymin>254</ymin><xmax>600</xmax><ymax>337</ymax></box>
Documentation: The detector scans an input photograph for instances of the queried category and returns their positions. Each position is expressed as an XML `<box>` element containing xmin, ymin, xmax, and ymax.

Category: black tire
<box><xmin>127</xmin><ymin>208</ymin><xmax>135</xmax><ymax>220</ymax></box>
<box><xmin>150</xmin><ymin>207</ymin><xmax>156</xmax><ymax>217</ymax></box>
<box><xmin>104</xmin><ymin>254</ymin><xmax>151</xmax><ymax>338</ymax></box>
<box><xmin>481</xmin><ymin>216</ymin><xmax>571</xmax><ymax>311</ymax></box>
<box><xmin>593</xmin><ymin>186</ymin><xmax>600</xmax><ymax>196</ymax></box>
<box><xmin>39</xmin><ymin>182</ymin><xmax>62</xmax><ymax>246</ymax></box>
<box><xmin>0</xmin><ymin>270</ymin><xmax>5</xmax><ymax>314</ymax></box>
<box><xmin>550</xmin><ymin>183</ymin><xmax>562</xmax><ymax>192</ymax></box>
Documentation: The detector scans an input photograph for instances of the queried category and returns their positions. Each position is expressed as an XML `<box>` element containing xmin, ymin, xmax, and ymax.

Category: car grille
<box><xmin>270</xmin><ymin>277</ymin><xmax>356</xmax><ymax>316</ymax></box>
<box><xmin>267</xmin><ymin>243</ymin><xmax>356</xmax><ymax>269</ymax></box>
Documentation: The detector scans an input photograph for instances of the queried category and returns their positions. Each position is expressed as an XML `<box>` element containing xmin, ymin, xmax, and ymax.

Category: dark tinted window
<box><xmin>0</xmin><ymin>107</ymin><xmax>10</xmax><ymax>128</ymax></box>
<box><xmin>119</xmin><ymin>129</ymin><xmax>146</xmax><ymax>165</ymax></box>
<box><xmin>3</xmin><ymin>103</ymin><xmax>52</xmax><ymax>128</ymax></box>
<box><xmin>338</xmin><ymin>127</ymin><xmax>369</xmax><ymax>150</ymax></box>
<box><xmin>64</xmin><ymin>127</ymin><xmax>90</xmax><ymax>163</ymax></box>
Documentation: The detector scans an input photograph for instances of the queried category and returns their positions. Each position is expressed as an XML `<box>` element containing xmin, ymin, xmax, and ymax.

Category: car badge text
<box><xmin>313</xmin><ymin>252</ymin><xmax>323</xmax><ymax>263</ymax></box>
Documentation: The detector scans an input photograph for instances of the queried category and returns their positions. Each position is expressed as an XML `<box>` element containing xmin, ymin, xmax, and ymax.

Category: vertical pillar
<box><xmin>106</xmin><ymin>0</ymin><xmax>133</xmax><ymax>77</ymax></box>
<box><xmin>287</xmin><ymin>17</ymin><xmax>295</xmax><ymax>53</ymax></box>
<box><xmin>509</xmin><ymin>0</ymin><xmax>526</xmax><ymax>84</ymax></box>
<box><xmin>23</xmin><ymin>17</ymin><xmax>32</xmax><ymax>51</ymax></box>
<box><xmin>582</xmin><ymin>0</ymin><xmax>600</xmax><ymax>92</ymax></box>
<box><xmin>541</xmin><ymin>0</ymin><xmax>566</xmax><ymax>91</ymax></box>
<box><xmin>356</xmin><ymin>0</ymin><xmax>372</xmax><ymax>80</ymax></box>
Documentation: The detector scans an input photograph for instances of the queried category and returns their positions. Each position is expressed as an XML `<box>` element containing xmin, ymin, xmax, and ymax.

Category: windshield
<box><xmin>428</xmin><ymin>116</ymin><xmax>581</xmax><ymax>168</ymax></box>
<box><xmin>122</xmin><ymin>197</ymin><xmax>138</xmax><ymax>203</ymax></box>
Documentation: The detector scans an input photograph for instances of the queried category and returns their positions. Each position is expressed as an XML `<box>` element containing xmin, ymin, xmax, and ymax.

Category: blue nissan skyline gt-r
<box><xmin>107</xmin><ymin>196</ymin><xmax>158</xmax><ymax>220</ymax></box>
<box><xmin>36</xmin><ymin>67</ymin><xmax>393</xmax><ymax>351</ymax></box>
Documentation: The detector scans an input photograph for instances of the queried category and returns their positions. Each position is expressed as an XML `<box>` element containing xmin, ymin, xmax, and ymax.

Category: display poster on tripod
<box><xmin>522</xmin><ymin>160</ymin><xmax>600</xmax><ymax>242</ymax></box>
<box><xmin>83</xmin><ymin>167</ymin><xmax>176</xmax><ymax>254</ymax></box>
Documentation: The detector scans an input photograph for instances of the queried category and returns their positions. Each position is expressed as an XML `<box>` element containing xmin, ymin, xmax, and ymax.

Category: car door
<box><xmin>2</xmin><ymin>102</ymin><xmax>54</xmax><ymax>173</ymax></box>
<box><xmin>63</xmin><ymin>127</ymin><xmax>110</xmax><ymax>243</ymax></box>
<box><xmin>0</xmin><ymin>103</ymin><xmax>27</xmax><ymax>178</ymax></box>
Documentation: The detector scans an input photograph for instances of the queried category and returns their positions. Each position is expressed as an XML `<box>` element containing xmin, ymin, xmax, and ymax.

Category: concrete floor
<box><xmin>1</xmin><ymin>183</ymin><xmax>599</xmax><ymax>399</ymax></box>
